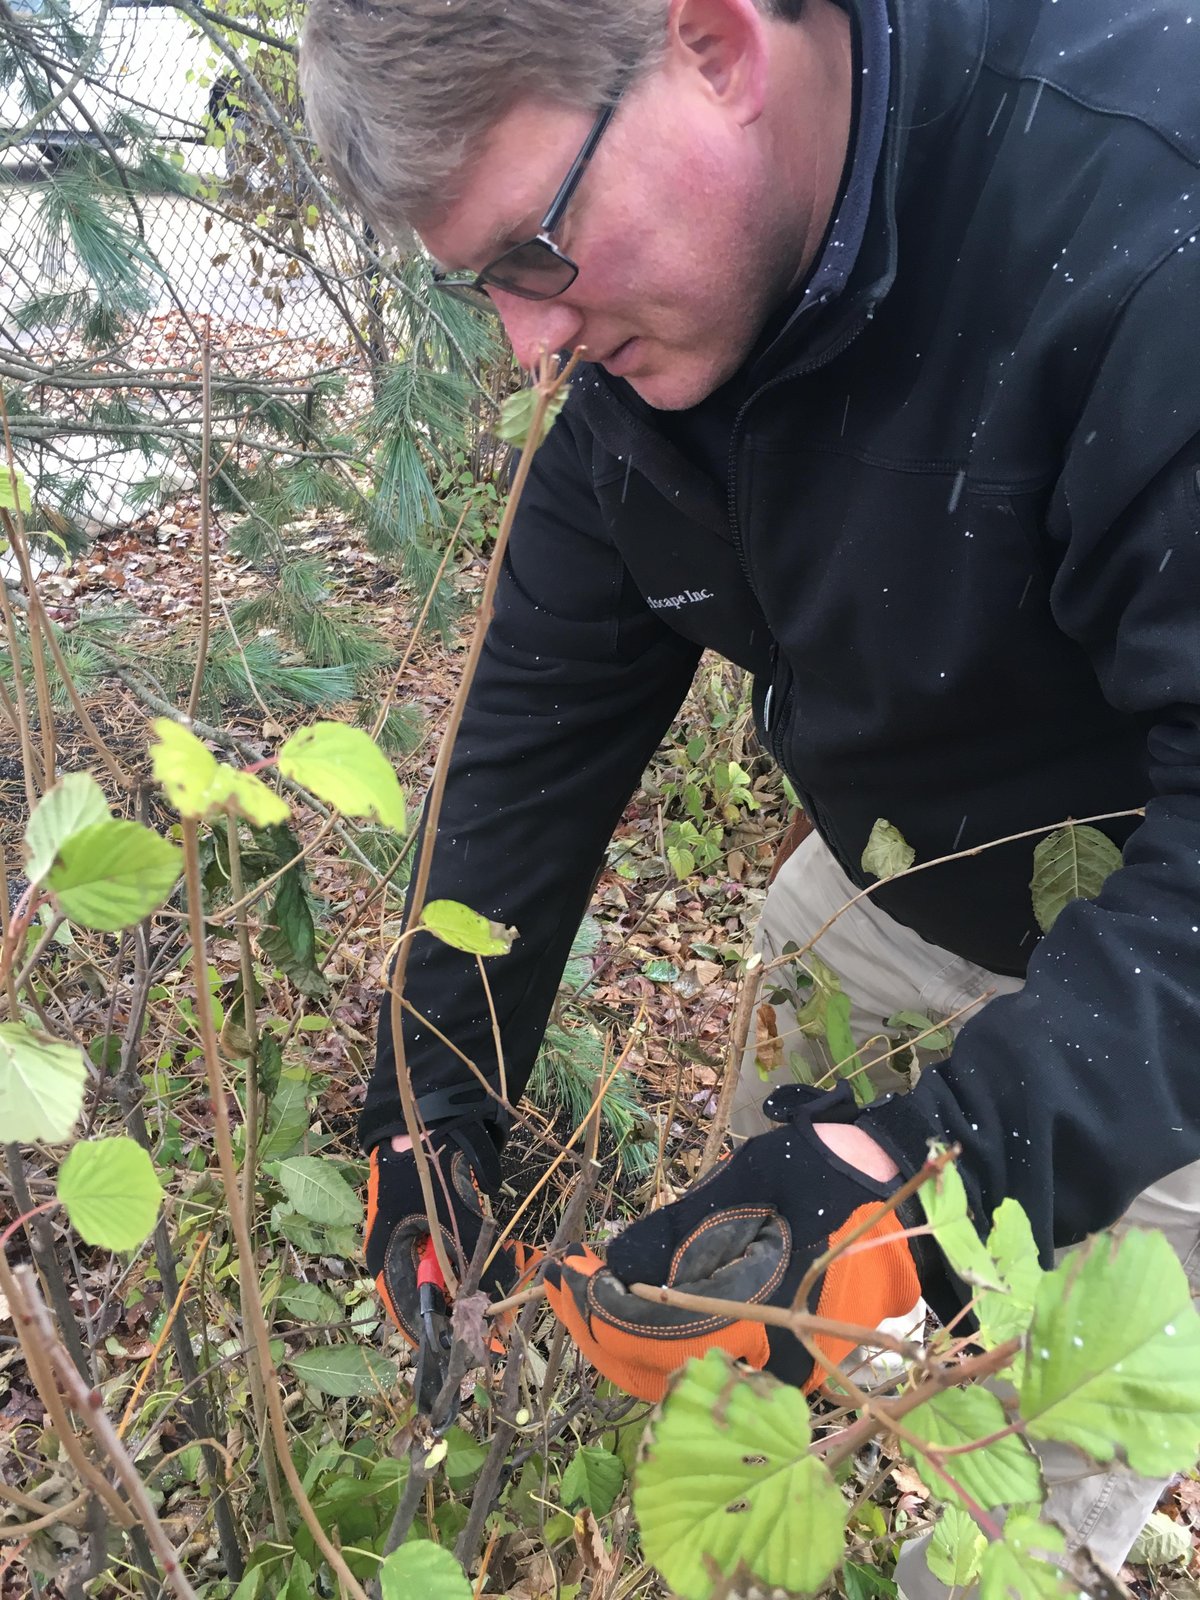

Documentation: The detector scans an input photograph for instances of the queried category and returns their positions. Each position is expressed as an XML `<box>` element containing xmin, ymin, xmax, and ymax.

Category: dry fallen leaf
<box><xmin>755</xmin><ymin>1002</ymin><xmax>783</xmax><ymax>1073</ymax></box>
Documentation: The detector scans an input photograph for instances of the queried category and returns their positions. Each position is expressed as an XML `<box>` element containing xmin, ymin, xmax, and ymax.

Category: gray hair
<box><xmin>300</xmin><ymin>0</ymin><xmax>806</xmax><ymax>241</ymax></box>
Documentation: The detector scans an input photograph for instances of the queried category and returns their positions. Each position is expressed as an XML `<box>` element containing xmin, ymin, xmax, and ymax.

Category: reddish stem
<box><xmin>1</xmin><ymin>1199</ymin><xmax>58</xmax><ymax>1254</ymax></box>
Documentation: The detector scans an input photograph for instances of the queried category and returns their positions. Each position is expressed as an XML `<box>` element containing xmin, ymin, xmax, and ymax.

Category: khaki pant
<box><xmin>731</xmin><ymin>831</ymin><xmax>1200</xmax><ymax>1594</ymax></box>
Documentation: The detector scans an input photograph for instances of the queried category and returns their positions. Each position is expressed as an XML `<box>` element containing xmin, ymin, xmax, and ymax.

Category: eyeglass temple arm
<box><xmin>539</xmin><ymin>97</ymin><xmax>622</xmax><ymax>235</ymax></box>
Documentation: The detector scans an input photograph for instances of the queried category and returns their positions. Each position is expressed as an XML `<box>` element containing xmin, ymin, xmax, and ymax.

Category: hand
<box><xmin>365</xmin><ymin>1119</ymin><xmax>537</xmax><ymax>1348</ymax></box>
<box><xmin>544</xmin><ymin>1083</ymin><xmax>920</xmax><ymax>1401</ymax></box>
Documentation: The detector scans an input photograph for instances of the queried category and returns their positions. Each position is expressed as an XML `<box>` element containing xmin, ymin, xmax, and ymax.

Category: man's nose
<box><xmin>490</xmin><ymin>290</ymin><xmax>585</xmax><ymax>370</ymax></box>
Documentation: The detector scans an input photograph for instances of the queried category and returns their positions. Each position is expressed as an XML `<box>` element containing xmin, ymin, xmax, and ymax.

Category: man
<box><xmin>301</xmin><ymin>0</ymin><xmax>1200</xmax><ymax>1588</ymax></box>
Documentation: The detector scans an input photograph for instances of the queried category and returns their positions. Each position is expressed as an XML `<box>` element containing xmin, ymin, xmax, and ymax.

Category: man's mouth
<box><xmin>599</xmin><ymin>338</ymin><xmax>639</xmax><ymax>376</ymax></box>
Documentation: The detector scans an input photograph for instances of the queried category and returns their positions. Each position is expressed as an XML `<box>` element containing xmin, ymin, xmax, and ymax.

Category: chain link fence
<box><xmin>0</xmin><ymin>0</ymin><xmax>394</xmax><ymax>533</ymax></box>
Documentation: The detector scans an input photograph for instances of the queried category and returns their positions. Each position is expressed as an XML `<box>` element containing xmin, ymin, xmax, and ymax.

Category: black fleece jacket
<box><xmin>363</xmin><ymin>0</ymin><xmax>1200</xmax><ymax>1266</ymax></box>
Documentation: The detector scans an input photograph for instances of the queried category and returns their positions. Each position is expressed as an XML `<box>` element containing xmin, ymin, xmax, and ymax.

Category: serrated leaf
<box><xmin>378</xmin><ymin>1541</ymin><xmax>471</xmax><ymax>1600</ymax></box>
<box><xmin>1030</xmin><ymin>823</ymin><xmax>1122</xmax><ymax>933</ymax></box>
<box><xmin>918</xmin><ymin>1158</ymin><xmax>1003</xmax><ymax>1292</ymax></box>
<box><xmin>976</xmin><ymin>1198</ymin><xmax>1044</xmax><ymax>1347</ymax></box>
<box><xmin>634</xmin><ymin>1350</ymin><xmax>847</xmax><ymax>1600</ymax></box>
<box><xmin>287</xmin><ymin>1343</ymin><xmax>393</xmax><ymax>1398</ymax></box>
<box><xmin>861</xmin><ymin>818</ymin><xmax>915</xmax><ymax>879</ymax></box>
<box><xmin>903</xmin><ymin>1386</ymin><xmax>1042</xmax><ymax>1510</ymax></box>
<box><xmin>420</xmin><ymin>899</ymin><xmax>516</xmax><ymax>956</ymax></box>
<box><xmin>57</xmin><ymin>1136</ymin><xmax>162</xmax><ymax>1251</ymax></box>
<box><xmin>25</xmin><ymin>773</ymin><xmax>110</xmax><ymax>884</ymax></box>
<box><xmin>979</xmin><ymin>1514</ymin><xmax>1072</xmax><ymax>1600</ymax></box>
<box><xmin>0</xmin><ymin>1023</ymin><xmax>87</xmax><ymax>1141</ymax></box>
<box><xmin>928</xmin><ymin>1504</ymin><xmax>987</xmax><ymax>1588</ymax></box>
<box><xmin>276</xmin><ymin>1156</ymin><xmax>362</xmax><ymax>1228</ymax></box>
<box><xmin>277</xmin><ymin>1280</ymin><xmax>339</xmax><ymax>1324</ymax></box>
<box><xmin>0</xmin><ymin>464</ymin><xmax>31</xmax><ymax>513</ymax></box>
<box><xmin>1129</xmin><ymin>1510</ymin><xmax>1192</xmax><ymax>1566</ymax></box>
<box><xmin>1017</xmin><ymin>1229</ymin><xmax>1200</xmax><ymax>1476</ymax></box>
<box><xmin>495</xmin><ymin>384</ymin><xmax>569</xmax><ymax>449</ymax></box>
<box><xmin>277</xmin><ymin>722</ymin><xmax>406</xmax><ymax>833</ymax></box>
<box><xmin>150</xmin><ymin>718</ymin><xmax>289</xmax><ymax>826</ymax></box>
<box><xmin>561</xmin><ymin>1445</ymin><xmax>624</xmax><ymax>1515</ymax></box>
<box><xmin>47</xmin><ymin>820</ymin><xmax>181</xmax><ymax>931</ymax></box>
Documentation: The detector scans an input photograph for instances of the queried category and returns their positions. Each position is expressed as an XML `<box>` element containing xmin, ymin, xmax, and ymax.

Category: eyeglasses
<box><xmin>431</xmin><ymin>82</ymin><xmax>627</xmax><ymax>305</ymax></box>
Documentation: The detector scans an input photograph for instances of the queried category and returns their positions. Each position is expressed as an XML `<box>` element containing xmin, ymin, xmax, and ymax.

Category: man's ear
<box><xmin>666</xmin><ymin>0</ymin><xmax>771</xmax><ymax>123</ymax></box>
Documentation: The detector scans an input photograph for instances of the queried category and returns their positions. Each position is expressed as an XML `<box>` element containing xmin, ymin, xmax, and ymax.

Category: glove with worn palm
<box><xmin>543</xmin><ymin>1083</ymin><xmax>921</xmax><ymax>1401</ymax></box>
<box><xmin>365</xmin><ymin>1119</ymin><xmax>539</xmax><ymax>1349</ymax></box>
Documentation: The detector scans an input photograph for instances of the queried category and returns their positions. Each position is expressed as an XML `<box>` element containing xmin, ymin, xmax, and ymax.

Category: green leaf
<box><xmin>918</xmin><ymin>1158</ymin><xmax>1003</xmax><ymax>1292</ymax></box>
<box><xmin>1030</xmin><ymin>823</ymin><xmax>1122</xmax><ymax>933</ymax></box>
<box><xmin>928</xmin><ymin>1504</ymin><xmax>987</xmax><ymax>1589</ymax></box>
<box><xmin>1017</xmin><ymin>1228</ymin><xmax>1200</xmax><ymax>1476</ymax></box>
<box><xmin>378</xmin><ymin>1541</ymin><xmax>471</xmax><ymax>1600</ymax></box>
<box><xmin>495</xmin><ymin>384</ymin><xmax>569</xmax><ymax>449</ymax></box>
<box><xmin>643</xmin><ymin>958</ymin><xmax>680</xmax><ymax>984</ymax></box>
<box><xmin>0</xmin><ymin>1023</ymin><xmax>87</xmax><ymax>1141</ymax></box>
<box><xmin>634</xmin><ymin>1350</ymin><xmax>847</xmax><ymax>1600</ymax></box>
<box><xmin>824</xmin><ymin>989</ymin><xmax>871</xmax><ymax>1105</ymax></box>
<box><xmin>277</xmin><ymin>1280</ymin><xmax>340</xmax><ymax>1324</ymax></box>
<box><xmin>842</xmin><ymin>1561</ymin><xmax>898</xmax><ymax>1600</ymax></box>
<box><xmin>0</xmin><ymin>465</ymin><xmax>31</xmax><ymax>513</ymax></box>
<box><xmin>420</xmin><ymin>899</ymin><xmax>516</xmax><ymax>956</ymax></box>
<box><xmin>150</xmin><ymin>718</ymin><xmax>289</xmax><ymax>826</ymax></box>
<box><xmin>978</xmin><ymin>1514</ymin><xmax>1072</xmax><ymax>1600</ymax></box>
<box><xmin>278</xmin><ymin>722</ymin><xmax>406</xmax><ymax>833</ymax></box>
<box><xmin>443</xmin><ymin>1425</ymin><xmax>489</xmax><ymax>1491</ymax></box>
<box><xmin>47</xmin><ymin>820</ymin><xmax>181</xmax><ymax>931</ymax></box>
<box><xmin>903</xmin><ymin>1386</ymin><xmax>1042</xmax><ymax>1510</ymax></box>
<box><xmin>276</xmin><ymin>1156</ymin><xmax>363</xmax><ymax>1229</ymax></box>
<box><xmin>861</xmin><ymin>818</ymin><xmax>915</xmax><ymax>879</ymax></box>
<box><xmin>1129</xmin><ymin>1510</ymin><xmax>1192</xmax><ymax>1567</ymax></box>
<box><xmin>25</xmin><ymin>773</ymin><xmax>110</xmax><ymax>884</ymax></box>
<box><xmin>259</xmin><ymin>1068</ymin><xmax>310</xmax><ymax>1162</ymax></box>
<box><xmin>287</xmin><ymin>1343</ymin><xmax>393</xmax><ymax>1398</ymax></box>
<box><xmin>57</xmin><ymin>1137</ymin><xmax>163</xmax><ymax>1251</ymax></box>
<box><xmin>976</xmin><ymin>1199</ymin><xmax>1044</xmax><ymax>1347</ymax></box>
<box><xmin>259</xmin><ymin>869</ymin><xmax>327</xmax><ymax>996</ymax></box>
<box><xmin>561</xmin><ymin>1445</ymin><xmax>624</xmax><ymax>1515</ymax></box>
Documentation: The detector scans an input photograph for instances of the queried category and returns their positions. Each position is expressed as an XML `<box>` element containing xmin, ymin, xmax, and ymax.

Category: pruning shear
<box><xmin>414</xmin><ymin>1237</ymin><xmax>454</xmax><ymax>1425</ymax></box>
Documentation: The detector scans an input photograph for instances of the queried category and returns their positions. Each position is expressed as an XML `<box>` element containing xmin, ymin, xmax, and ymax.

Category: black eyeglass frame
<box><xmin>431</xmin><ymin>83</ymin><xmax>627</xmax><ymax>304</ymax></box>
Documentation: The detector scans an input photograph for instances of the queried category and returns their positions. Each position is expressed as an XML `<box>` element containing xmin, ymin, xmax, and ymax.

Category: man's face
<box><xmin>418</xmin><ymin>42</ymin><xmax>836</xmax><ymax>412</ymax></box>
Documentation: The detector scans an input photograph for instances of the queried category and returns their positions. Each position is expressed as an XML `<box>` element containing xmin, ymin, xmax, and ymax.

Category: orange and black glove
<box><xmin>365</xmin><ymin>1118</ymin><xmax>538</xmax><ymax>1350</ymax></box>
<box><xmin>544</xmin><ymin>1083</ymin><xmax>921</xmax><ymax>1402</ymax></box>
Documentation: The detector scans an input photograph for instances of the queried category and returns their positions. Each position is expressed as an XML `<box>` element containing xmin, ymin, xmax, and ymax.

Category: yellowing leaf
<box><xmin>277</xmin><ymin>722</ymin><xmax>406</xmax><ymax>833</ymax></box>
<box><xmin>0</xmin><ymin>1023</ymin><xmax>87</xmax><ymax>1142</ymax></box>
<box><xmin>496</xmin><ymin>384</ymin><xmax>569</xmax><ymax>449</ymax></box>
<box><xmin>46</xmin><ymin>819</ymin><xmax>181</xmax><ymax>931</ymax></box>
<box><xmin>25</xmin><ymin>772</ymin><xmax>111</xmax><ymax>884</ymax></box>
<box><xmin>150</xmin><ymin>718</ymin><xmax>288</xmax><ymax>826</ymax></box>
<box><xmin>420</xmin><ymin>899</ymin><xmax>516</xmax><ymax>956</ymax></box>
<box><xmin>861</xmin><ymin>818</ymin><xmax>916</xmax><ymax>880</ymax></box>
<box><xmin>57</xmin><ymin>1136</ymin><xmax>162</xmax><ymax>1251</ymax></box>
<box><xmin>0</xmin><ymin>465</ymin><xmax>31</xmax><ymax>514</ymax></box>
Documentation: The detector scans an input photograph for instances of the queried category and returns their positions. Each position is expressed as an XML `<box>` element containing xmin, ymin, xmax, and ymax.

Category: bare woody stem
<box><xmin>387</xmin><ymin>349</ymin><xmax>582</xmax><ymax>1293</ymax></box>
<box><xmin>186</xmin><ymin>339</ymin><xmax>213</xmax><ymax>723</ymax></box>
<box><xmin>11</xmin><ymin>1264</ymin><xmax>201</xmax><ymax>1599</ymax></box>
<box><xmin>179</xmin><ymin>816</ymin><xmax>371</xmax><ymax>1600</ymax></box>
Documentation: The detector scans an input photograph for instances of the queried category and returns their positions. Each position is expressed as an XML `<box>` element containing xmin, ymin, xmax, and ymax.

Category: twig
<box><xmin>700</xmin><ymin>952</ymin><xmax>764</xmax><ymax>1172</ymax></box>
<box><xmin>179</xmin><ymin>817</ymin><xmax>370</xmax><ymax>1600</ymax></box>
<box><xmin>387</xmin><ymin>350</ymin><xmax>581</xmax><ymax>1294</ymax></box>
<box><xmin>625</xmin><ymin>1281</ymin><xmax>925</xmax><ymax>1358</ymax></box>
<box><xmin>13</xmin><ymin>1265</ymin><xmax>201</xmax><ymax>1597</ymax></box>
<box><xmin>186</xmin><ymin>340</ymin><xmax>213</xmax><ymax>722</ymax></box>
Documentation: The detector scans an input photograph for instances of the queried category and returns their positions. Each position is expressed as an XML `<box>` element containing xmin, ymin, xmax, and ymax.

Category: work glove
<box><xmin>544</xmin><ymin>1083</ymin><xmax>921</xmax><ymax>1401</ymax></box>
<box><xmin>365</xmin><ymin>1118</ymin><xmax>539</xmax><ymax>1350</ymax></box>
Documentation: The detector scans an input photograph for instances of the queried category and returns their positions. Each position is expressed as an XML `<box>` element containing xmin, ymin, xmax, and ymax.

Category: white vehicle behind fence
<box><xmin>0</xmin><ymin>0</ymin><xmax>224</xmax><ymax>163</ymax></box>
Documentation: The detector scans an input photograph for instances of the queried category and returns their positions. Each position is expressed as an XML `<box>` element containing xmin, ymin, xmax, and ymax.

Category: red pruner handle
<box><xmin>418</xmin><ymin>1236</ymin><xmax>446</xmax><ymax>1293</ymax></box>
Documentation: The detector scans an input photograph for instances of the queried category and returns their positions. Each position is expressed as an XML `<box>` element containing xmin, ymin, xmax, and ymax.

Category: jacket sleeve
<box><xmin>359</xmin><ymin>408</ymin><xmax>701</xmax><ymax>1152</ymax></box>
<box><xmin>861</xmin><ymin>244</ymin><xmax>1200</xmax><ymax>1260</ymax></box>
